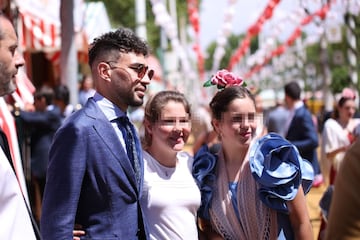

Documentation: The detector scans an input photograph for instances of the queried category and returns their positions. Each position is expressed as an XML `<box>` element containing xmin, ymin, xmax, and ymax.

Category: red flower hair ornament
<box><xmin>203</xmin><ymin>69</ymin><xmax>246</xmax><ymax>90</ymax></box>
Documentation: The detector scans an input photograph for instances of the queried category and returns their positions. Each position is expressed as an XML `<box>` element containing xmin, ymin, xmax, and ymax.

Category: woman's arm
<box><xmin>326</xmin><ymin>145</ymin><xmax>350</xmax><ymax>160</ymax></box>
<box><xmin>287</xmin><ymin>185</ymin><xmax>313</xmax><ymax>240</ymax></box>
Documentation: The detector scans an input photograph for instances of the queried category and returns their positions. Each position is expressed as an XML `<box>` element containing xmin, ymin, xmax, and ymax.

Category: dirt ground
<box><xmin>307</xmin><ymin>183</ymin><xmax>327</xmax><ymax>239</ymax></box>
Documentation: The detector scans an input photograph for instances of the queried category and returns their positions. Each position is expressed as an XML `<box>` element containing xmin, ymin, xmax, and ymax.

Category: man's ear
<box><xmin>98</xmin><ymin>62</ymin><xmax>111</xmax><ymax>81</ymax></box>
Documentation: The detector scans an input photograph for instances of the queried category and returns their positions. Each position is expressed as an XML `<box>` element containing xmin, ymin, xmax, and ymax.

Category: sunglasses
<box><xmin>129</xmin><ymin>64</ymin><xmax>148</xmax><ymax>79</ymax></box>
<box><xmin>107</xmin><ymin>61</ymin><xmax>154</xmax><ymax>80</ymax></box>
<box><xmin>129</xmin><ymin>64</ymin><xmax>155</xmax><ymax>80</ymax></box>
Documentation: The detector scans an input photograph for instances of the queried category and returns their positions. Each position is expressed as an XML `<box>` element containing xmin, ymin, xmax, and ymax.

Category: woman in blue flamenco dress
<box><xmin>192</xmin><ymin>70</ymin><xmax>314</xmax><ymax>240</ymax></box>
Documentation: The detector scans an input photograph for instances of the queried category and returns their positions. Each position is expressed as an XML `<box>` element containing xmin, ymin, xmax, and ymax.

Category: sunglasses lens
<box><xmin>148</xmin><ymin>69</ymin><xmax>154</xmax><ymax>80</ymax></box>
<box><xmin>138</xmin><ymin>66</ymin><xmax>147</xmax><ymax>79</ymax></box>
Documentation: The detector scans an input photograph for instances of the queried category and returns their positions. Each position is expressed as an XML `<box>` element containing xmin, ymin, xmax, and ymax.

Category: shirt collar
<box><xmin>93</xmin><ymin>92</ymin><xmax>127</xmax><ymax>122</ymax></box>
<box><xmin>294</xmin><ymin>100</ymin><xmax>304</xmax><ymax>110</ymax></box>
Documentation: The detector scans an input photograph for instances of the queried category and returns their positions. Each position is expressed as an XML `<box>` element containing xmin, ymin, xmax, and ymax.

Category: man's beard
<box><xmin>0</xmin><ymin>62</ymin><xmax>15</xmax><ymax>96</ymax></box>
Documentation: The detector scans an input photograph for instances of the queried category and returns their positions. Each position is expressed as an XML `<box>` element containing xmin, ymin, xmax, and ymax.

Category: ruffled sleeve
<box><xmin>249</xmin><ymin>133</ymin><xmax>314</xmax><ymax>213</ymax></box>
<box><xmin>192</xmin><ymin>145</ymin><xmax>217</xmax><ymax>220</ymax></box>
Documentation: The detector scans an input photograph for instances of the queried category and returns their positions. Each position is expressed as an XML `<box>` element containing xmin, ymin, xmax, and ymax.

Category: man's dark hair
<box><xmin>88</xmin><ymin>27</ymin><xmax>150</xmax><ymax>67</ymax></box>
<box><xmin>210</xmin><ymin>86</ymin><xmax>255</xmax><ymax>120</ymax></box>
<box><xmin>54</xmin><ymin>85</ymin><xmax>70</xmax><ymax>105</ymax></box>
<box><xmin>34</xmin><ymin>85</ymin><xmax>54</xmax><ymax>105</ymax></box>
<box><xmin>284</xmin><ymin>81</ymin><xmax>301</xmax><ymax>100</ymax></box>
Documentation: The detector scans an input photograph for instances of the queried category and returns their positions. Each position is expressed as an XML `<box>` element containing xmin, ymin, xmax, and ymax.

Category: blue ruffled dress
<box><xmin>193</xmin><ymin>133</ymin><xmax>314</xmax><ymax>239</ymax></box>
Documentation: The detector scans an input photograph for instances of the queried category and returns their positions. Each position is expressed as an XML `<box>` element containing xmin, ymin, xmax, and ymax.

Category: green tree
<box><xmin>85</xmin><ymin>0</ymin><xmax>189</xmax><ymax>53</ymax></box>
<box><xmin>305</xmin><ymin>13</ymin><xmax>360</xmax><ymax>94</ymax></box>
<box><xmin>330</xmin><ymin>66</ymin><xmax>352</xmax><ymax>93</ymax></box>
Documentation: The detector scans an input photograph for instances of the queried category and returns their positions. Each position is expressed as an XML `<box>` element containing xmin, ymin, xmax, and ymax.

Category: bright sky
<box><xmin>199</xmin><ymin>0</ymin><xmax>326</xmax><ymax>51</ymax></box>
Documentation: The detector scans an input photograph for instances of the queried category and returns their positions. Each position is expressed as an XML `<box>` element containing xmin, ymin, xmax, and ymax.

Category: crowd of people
<box><xmin>1</xmin><ymin>10</ymin><xmax>360</xmax><ymax>240</ymax></box>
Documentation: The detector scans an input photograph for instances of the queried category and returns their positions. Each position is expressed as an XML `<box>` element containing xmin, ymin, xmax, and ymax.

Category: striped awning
<box><xmin>18</xmin><ymin>10</ymin><xmax>60</xmax><ymax>51</ymax></box>
<box><xmin>17</xmin><ymin>9</ymin><xmax>89</xmax><ymax>64</ymax></box>
<box><xmin>15</xmin><ymin>0</ymin><xmax>87</xmax><ymax>53</ymax></box>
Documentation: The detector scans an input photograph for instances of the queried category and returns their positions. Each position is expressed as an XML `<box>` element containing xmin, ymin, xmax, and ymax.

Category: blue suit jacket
<box><xmin>286</xmin><ymin>105</ymin><xmax>319</xmax><ymax>165</ymax></box>
<box><xmin>18</xmin><ymin>106</ymin><xmax>62</xmax><ymax>178</ymax></box>
<box><xmin>41</xmin><ymin>98</ymin><xmax>148</xmax><ymax>239</ymax></box>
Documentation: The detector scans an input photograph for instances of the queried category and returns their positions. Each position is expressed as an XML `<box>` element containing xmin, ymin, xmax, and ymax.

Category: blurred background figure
<box><xmin>325</xmin><ymin>138</ymin><xmax>360</xmax><ymax>240</ymax></box>
<box><xmin>129</xmin><ymin>105</ymin><xmax>145</xmax><ymax>133</ymax></box>
<box><xmin>254</xmin><ymin>92</ymin><xmax>267</xmax><ymax>138</ymax></box>
<box><xmin>15</xmin><ymin>85</ymin><xmax>62</xmax><ymax>223</ymax></box>
<box><xmin>318</xmin><ymin>88</ymin><xmax>360</xmax><ymax>239</ymax></box>
<box><xmin>191</xmin><ymin>102</ymin><xmax>219</xmax><ymax>155</ymax></box>
<box><xmin>321</xmin><ymin>88</ymin><xmax>359</xmax><ymax>186</ymax></box>
<box><xmin>54</xmin><ymin>84</ymin><xmax>75</xmax><ymax>121</ymax></box>
<box><xmin>78</xmin><ymin>75</ymin><xmax>95</xmax><ymax>107</ymax></box>
<box><xmin>284</xmin><ymin>81</ymin><xmax>322</xmax><ymax>188</ymax></box>
<box><xmin>265</xmin><ymin>100</ymin><xmax>289</xmax><ymax>138</ymax></box>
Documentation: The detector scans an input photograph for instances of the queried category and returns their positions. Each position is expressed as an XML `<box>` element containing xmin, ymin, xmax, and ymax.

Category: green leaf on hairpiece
<box><xmin>203</xmin><ymin>79</ymin><xmax>213</xmax><ymax>87</ymax></box>
<box><xmin>243</xmin><ymin>82</ymin><xmax>247</xmax><ymax>87</ymax></box>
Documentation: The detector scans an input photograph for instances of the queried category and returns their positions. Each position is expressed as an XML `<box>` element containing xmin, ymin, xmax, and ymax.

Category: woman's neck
<box><xmin>222</xmin><ymin>144</ymin><xmax>248</xmax><ymax>166</ymax></box>
<box><xmin>147</xmin><ymin>146</ymin><xmax>178</xmax><ymax>167</ymax></box>
<box><xmin>222</xmin><ymin>145</ymin><xmax>248</xmax><ymax>182</ymax></box>
<box><xmin>337</xmin><ymin>117</ymin><xmax>350</xmax><ymax>128</ymax></box>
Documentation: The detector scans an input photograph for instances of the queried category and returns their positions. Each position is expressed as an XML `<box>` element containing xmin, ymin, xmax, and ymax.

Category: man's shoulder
<box><xmin>60</xmin><ymin>106</ymin><xmax>95</xmax><ymax>129</ymax></box>
<box><xmin>67</xmin><ymin>100</ymin><xmax>99</xmax><ymax>120</ymax></box>
<box><xmin>268</xmin><ymin>107</ymin><xmax>287</xmax><ymax>118</ymax></box>
<box><xmin>295</xmin><ymin>105</ymin><xmax>312</xmax><ymax>116</ymax></box>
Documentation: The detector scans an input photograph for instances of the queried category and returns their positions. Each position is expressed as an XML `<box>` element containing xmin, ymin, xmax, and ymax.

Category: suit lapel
<box><xmin>84</xmin><ymin>99</ymin><xmax>139</xmax><ymax>189</ymax></box>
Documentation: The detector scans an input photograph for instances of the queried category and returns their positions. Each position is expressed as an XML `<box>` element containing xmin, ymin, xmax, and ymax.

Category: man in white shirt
<box><xmin>0</xmin><ymin>12</ymin><xmax>38</xmax><ymax>239</ymax></box>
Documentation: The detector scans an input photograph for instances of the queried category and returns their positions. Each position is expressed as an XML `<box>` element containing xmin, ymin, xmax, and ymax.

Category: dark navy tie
<box><xmin>118</xmin><ymin>116</ymin><xmax>141</xmax><ymax>185</ymax></box>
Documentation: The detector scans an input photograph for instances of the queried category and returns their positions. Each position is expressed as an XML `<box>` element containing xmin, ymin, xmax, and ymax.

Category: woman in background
<box><xmin>318</xmin><ymin>89</ymin><xmax>360</xmax><ymax>239</ymax></box>
<box><xmin>321</xmin><ymin>90</ymin><xmax>359</xmax><ymax>185</ymax></box>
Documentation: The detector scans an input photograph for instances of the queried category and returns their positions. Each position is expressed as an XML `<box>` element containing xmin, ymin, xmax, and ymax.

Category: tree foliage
<box><xmin>85</xmin><ymin>0</ymin><xmax>188</xmax><ymax>53</ymax></box>
<box><xmin>305</xmin><ymin>13</ymin><xmax>360</xmax><ymax>94</ymax></box>
<box><xmin>330</xmin><ymin>66</ymin><xmax>352</xmax><ymax>93</ymax></box>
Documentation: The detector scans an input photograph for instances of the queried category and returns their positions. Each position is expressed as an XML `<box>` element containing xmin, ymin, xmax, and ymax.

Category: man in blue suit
<box><xmin>41</xmin><ymin>28</ymin><xmax>153</xmax><ymax>239</ymax></box>
<box><xmin>284</xmin><ymin>81</ymin><xmax>322</xmax><ymax>187</ymax></box>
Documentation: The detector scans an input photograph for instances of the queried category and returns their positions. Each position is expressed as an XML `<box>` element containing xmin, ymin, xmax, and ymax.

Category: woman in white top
<box><xmin>322</xmin><ymin>94</ymin><xmax>360</xmax><ymax>185</ymax></box>
<box><xmin>140</xmin><ymin>90</ymin><xmax>201</xmax><ymax>240</ymax></box>
<box><xmin>318</xmin><ymin>92</ymin><xmax>360</xmax><ymax>240</ymax></box>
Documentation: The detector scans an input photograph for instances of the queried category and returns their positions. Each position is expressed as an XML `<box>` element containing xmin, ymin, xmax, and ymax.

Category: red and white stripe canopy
<box><xmin>19</xmin><ymin>10</ymin><xmax>60</xmax><ymax>51</ymax></box>
<box><xmin>15</xmin><ymin>0</ymin><xmax>86</xmax><ymax>53</ymax></box>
